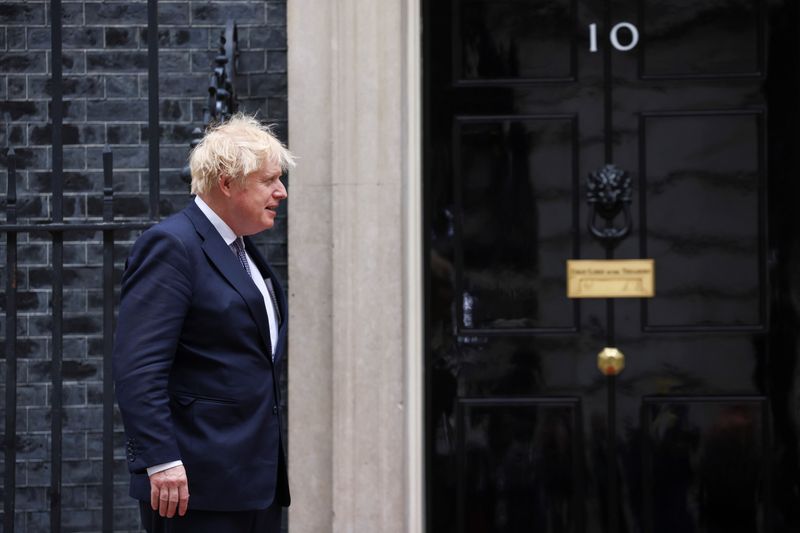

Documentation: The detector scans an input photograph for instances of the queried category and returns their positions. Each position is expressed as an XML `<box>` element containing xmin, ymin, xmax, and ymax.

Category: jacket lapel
<box><xmin>245</xmin><ymin>237</ymin><xmax>288</xmax><ymax>360</ymax></box>
<box><xmin>184</xmin><ymin>203</ymin><xmax>273</xmax><ymax>359</ymax></box>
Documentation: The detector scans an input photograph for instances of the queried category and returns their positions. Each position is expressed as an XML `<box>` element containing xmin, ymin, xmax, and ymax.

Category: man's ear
<box><xmin>218</xmin><ymin>174</ymin><xmax>234</xmax><ymax>197</ymax></box>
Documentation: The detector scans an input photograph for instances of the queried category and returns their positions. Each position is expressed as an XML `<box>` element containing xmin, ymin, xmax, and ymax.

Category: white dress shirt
<box><xmin>146</xmin><ymin>196</ymin><xmax>280</xmax><ymax>477</ymax></box>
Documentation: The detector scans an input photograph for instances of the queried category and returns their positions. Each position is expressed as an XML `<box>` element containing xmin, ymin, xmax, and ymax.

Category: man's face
<box><xmin>225</xmin><ymin>160</ymin><xmax>287</xmax><ymax>236</ymax></box>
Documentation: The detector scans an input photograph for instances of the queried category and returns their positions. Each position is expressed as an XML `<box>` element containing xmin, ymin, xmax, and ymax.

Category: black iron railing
<box><xmin>1</xmin><ymin>1</ymin><xmax>239</xmax><ymax>530</ymax></box>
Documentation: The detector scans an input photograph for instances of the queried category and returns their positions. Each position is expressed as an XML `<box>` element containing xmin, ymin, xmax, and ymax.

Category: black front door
<box><xmin>423</xmin><ymin>1</ymin><xmax>800</xmax><ymax>532</ymax></box>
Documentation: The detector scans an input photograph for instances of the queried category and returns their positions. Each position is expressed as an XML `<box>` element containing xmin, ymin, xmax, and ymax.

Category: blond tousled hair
<box><xmin>189</xmin><ymin>113</ymin><xmax>295</xmax><ymax>195</ymax></box>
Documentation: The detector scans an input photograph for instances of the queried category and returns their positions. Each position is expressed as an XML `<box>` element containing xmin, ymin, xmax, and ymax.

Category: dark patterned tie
<box><xmin>265</xmin><ymin>278</ymin><xmax>282</xmax><ymax>325</ymax></box>
<box><xmin>231</xmin><ymin>237</ymin><xmax>252</xmax><ymax>277</ymax></box>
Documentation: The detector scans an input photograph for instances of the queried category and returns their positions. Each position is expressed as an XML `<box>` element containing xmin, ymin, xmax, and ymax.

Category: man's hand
<box><xmin>149</xmin><ymin>464</ymin><xmax>189</xmax><ymax>517</ymax></box>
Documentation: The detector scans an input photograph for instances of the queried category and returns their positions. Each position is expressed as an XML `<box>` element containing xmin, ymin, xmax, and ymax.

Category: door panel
<box><xmin>456</xmin><ymin>0</ymin><xmax>577</xmax><ymax>82</ymax></box>
<box><xmin>641</xmin><ymin>397</ymin><xmax>770</xmax><ymax>533</ymax></box>
<box><xmin>640</xmin><ymin>0</ymin><xmax>762</xmax><ymax>78</ymax></box>
<box><xmin>454</xmin><ymin>116</ymin><xmax>578</xmax><ymax>332</ymax></box>
<box><xmin>424</xmin><ymin>1</ymin><xmax>800</xmax><ymax>532</ymax></box>
<box><xmin>640</xmin><ymin>112</ymin><xmax>764</xmax><ymax>329</ymax></box>
<box><xmin>457</xmin><ymin>399</ymin><xmax>583</xmax><ymax>533</ymax></box>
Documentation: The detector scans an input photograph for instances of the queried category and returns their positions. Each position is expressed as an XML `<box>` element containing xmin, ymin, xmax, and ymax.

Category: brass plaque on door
<box><xmin>567</xmin><ymin>259</ymin><xmax>655</xmax><ymax>298</ymax></box>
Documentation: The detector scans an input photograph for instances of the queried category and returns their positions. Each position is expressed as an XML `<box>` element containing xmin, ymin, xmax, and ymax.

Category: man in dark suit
<box><xmin>113</xmin><ymin>113</ymin><xmax>294</xmax><ymax>532</ymax></box>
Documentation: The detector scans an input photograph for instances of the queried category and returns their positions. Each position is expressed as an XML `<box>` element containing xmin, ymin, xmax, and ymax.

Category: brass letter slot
<box><xmin>567</xmin><ymin>259</ymin><xmax>655</xmax><ymax>299</ymax></box>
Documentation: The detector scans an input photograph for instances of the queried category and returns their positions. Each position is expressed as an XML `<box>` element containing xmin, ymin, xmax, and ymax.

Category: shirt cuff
<box><xmin>146</xmin><ymin>460</ymin><xmax>184</xmax><ymax>477</ymax></box>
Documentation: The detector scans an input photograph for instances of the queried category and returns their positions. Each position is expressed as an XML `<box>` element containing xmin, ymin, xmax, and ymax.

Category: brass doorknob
<box><xmin>598</xmin><ymin>347</ymin><xmax>625</xmax><ymax>376</ymax></box>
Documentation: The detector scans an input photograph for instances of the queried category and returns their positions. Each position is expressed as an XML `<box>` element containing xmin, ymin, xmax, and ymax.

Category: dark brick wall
<box><xmin>0</xmin><ymin>2</ymin><xmax>288</xmax><ymax>531</ymax></box>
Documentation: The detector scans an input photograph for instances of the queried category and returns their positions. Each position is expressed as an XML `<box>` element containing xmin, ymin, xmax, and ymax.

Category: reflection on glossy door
<box><xmin>424</xmin><ymin>1</ymin><xmax>800</xmax><ymax>532</ymax></box>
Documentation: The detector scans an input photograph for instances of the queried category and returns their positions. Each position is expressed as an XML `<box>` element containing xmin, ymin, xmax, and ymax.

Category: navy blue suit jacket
<box><xmin>113</xmin><ymin>201</ymin><xmax>290</xmax><ymax>511</ymax></box>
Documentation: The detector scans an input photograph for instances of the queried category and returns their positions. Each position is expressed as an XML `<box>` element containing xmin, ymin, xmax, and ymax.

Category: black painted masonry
<box><xmin>0</xmin><ymin>2</ymin><xmax>289</xmax><ymax>531</ymax></box>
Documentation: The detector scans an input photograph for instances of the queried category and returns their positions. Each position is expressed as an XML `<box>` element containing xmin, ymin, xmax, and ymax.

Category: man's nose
<box><xmin>275</xmin><ymin>180</ymin><xmax>288</xmax><ymax>199</ymax></box>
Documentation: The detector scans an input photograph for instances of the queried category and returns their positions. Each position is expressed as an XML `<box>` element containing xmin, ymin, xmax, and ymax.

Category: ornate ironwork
<box><xmin>181</xmin><ymin>20</ymin><xmax>240</xmax><ymax>183</ymax></box>
<box><xmin>586</xmin><ymin>164</ymin><xmax>633</xmax><ymax>246</ymax></box>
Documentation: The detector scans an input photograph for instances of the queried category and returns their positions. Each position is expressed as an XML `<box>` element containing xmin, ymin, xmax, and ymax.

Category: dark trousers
<box><xmin>139</xmin><ymin>501</ymin><xmax>283</xmax><ymax>533</ymax></box>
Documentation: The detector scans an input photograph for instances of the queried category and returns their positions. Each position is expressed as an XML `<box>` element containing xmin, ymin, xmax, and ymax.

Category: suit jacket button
<box><xmin>273</xmin><ymin>405</ymin><xmax>278</xmax><ymax>415</ymax></box>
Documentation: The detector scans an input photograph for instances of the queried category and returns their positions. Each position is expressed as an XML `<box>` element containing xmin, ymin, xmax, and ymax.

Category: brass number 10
<box><xmin>589</xmin><ymin>22</ymin><xmax>640</xmax><ymax>52</ymax></box>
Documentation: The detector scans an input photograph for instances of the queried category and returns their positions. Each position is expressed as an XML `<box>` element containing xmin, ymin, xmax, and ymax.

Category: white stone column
<box><xmin>287</xmin><ymin>0</ymin><xmax>423</xmax><ymax>531</ymax></box>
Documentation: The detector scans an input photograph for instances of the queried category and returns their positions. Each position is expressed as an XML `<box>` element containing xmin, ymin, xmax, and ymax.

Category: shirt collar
<box><xmin>194</xmin><ymin>196</ymin><xmax>238</xmax><ymax>246</ymax></box>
